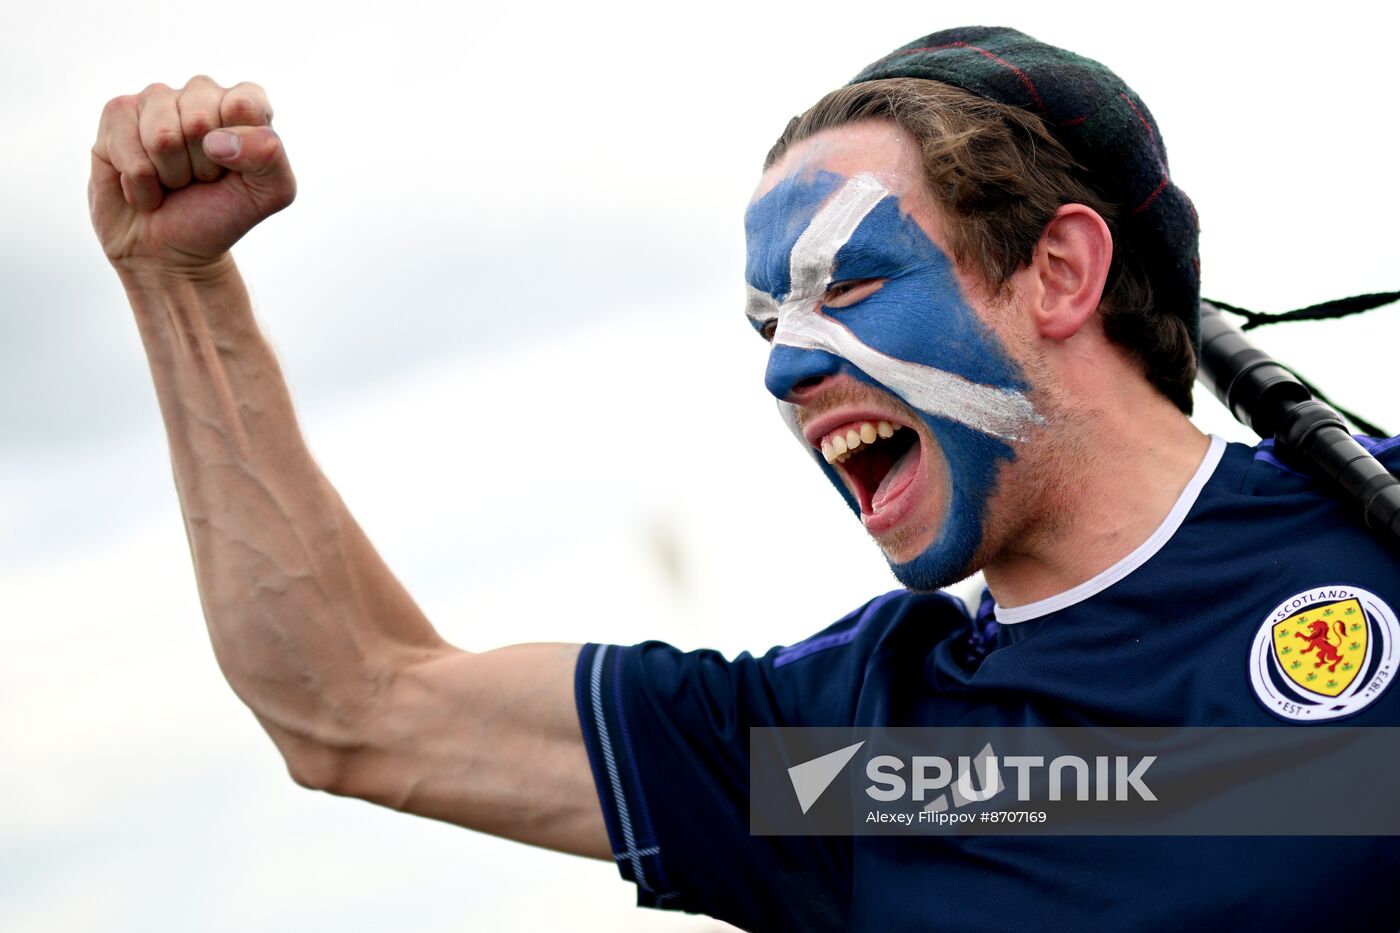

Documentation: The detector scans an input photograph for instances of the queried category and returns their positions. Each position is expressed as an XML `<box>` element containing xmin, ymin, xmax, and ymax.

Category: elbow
<box><xmin>283</xmin><ymin>741</ymin><xmax>355</xmax><ymax>795</ymax></box>
<box><xmin>260</xmin><ymin>704</ymin><xmax>376</xmax><ymax>797</ymax></box>
<box><xmin>263</xmin><ymin>650</ymin><xmax>455</xmax><ymax>807</ymax></box>
<box><xmin>277</xmin><ymin>728</ymin><xmax>406</xmax><ymax>809</ymax></box>
<box><xmin>251</xmin><ymin>667</ymin><xmax>401</xmax><ymax>798</ymax></box>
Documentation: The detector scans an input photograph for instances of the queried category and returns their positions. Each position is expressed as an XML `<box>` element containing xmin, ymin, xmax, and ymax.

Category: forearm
<box><xmin>120</xmin><ymin>259</ymin><xmax>606</xmax><ymax>856</ymax></box>
<box><xmin>121</xmin><ymin>257</ymin><xmax>443</xmax><ymax>783</ymax></box>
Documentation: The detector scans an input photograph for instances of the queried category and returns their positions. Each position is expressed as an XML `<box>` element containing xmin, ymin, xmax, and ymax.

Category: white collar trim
<box><xmin>993</xmin><ymin>435</ymin><xmax>1227</xmax><ymax>625</ymax></box>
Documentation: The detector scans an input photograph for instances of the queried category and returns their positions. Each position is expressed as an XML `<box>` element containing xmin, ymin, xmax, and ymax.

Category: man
<box><xmin>91</xmin><ymin>26</ymin><xmax>1399</xmax><ymax>931</ymax></box>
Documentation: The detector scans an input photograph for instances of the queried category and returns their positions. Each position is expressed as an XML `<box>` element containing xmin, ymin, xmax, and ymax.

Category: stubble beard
<box><xmin>969</xmin><ymin>357</ymin><xmax>1091</xmax><ymax>580</ymax></box>
<box><xmin>888</xmin><ymin>344</ymin><xmax>1089</xmax><ymax>591</ymax></box>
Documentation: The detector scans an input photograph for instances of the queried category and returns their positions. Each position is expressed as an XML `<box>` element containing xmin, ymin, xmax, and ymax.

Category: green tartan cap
<box><xmin>852</xmin><ymin>26</ymin><xmax>1201</xmax><ymax>349</ymax></box>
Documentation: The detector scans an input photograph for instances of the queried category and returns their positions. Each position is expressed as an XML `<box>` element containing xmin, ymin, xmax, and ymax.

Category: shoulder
<box><xmin>586</xmin><ymin>588</ymin><xmax>971</xmax><ymax>730</ymax></box>
<box><xmin>768</xmin><ymin>588</ymin><xmax>967</xmax><ymax>669</ymax></box>
<box><xmin>1187</xmin><ymin>436</ymin><xmax>1398</xmax><ymax>562</ymax></box>
<box><xmin>759</xmin><ymin>588</ymin><xmax>971</xmax><ymax>724</ymax></box>
<box><xmin>1177</xmin><ymin>435</ymin><xmax>1399</xmax><ymax>611</ymax></box>
<box><xmin>1228</xmin><ymin>434</ymin><xmax>1400</xmax><ymax>495</ymax></box>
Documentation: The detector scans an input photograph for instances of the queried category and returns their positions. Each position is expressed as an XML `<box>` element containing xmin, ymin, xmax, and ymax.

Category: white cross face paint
<box><xmin>747</xmin><ymin>173</ymin><xmax>1041</xmax><ymax>442</ymax></box>
<box><xmin>744</xmin><ymin>168</ymin><xmax>1042</xmax><ymax>589</ymax></box>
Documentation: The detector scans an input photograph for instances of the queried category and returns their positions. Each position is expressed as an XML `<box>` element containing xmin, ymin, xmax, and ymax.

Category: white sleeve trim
<box><xmin>994</xmin><ymin>435</ymin><xmax>1227</xmax><ymax>625</ymax></box>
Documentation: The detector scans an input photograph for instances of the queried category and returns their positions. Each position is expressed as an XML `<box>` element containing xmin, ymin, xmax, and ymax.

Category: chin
<box><xmin>885</xmin><ymin>525</ymin><xmax>982</xmax><ymax>592</ymax></box>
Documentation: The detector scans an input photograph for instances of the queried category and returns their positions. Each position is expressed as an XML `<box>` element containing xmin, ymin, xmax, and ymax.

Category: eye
<box><xmin>822</xmin><ymin>278</ymin><xmax>884</xmax><ymax>309</ymax></box>
<box><xmin>761</xmin><ymin>319</ymin><xmax>778</xmax><ymax>342</ymax></box>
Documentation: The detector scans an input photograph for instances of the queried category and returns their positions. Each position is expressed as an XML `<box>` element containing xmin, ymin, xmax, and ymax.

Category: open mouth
<box><xmin>817</xmin><ymin>420</ymin><xmax>921</xmax><ymax>517</ymax></box>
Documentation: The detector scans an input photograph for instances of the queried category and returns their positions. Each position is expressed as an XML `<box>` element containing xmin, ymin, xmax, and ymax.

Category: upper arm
<box><xmin>572</xmin><ymin>639</ymin><xmax>863</xmax><ymax>926</ymax></box>
<box><xmin>325</xmin><ymin>641</ymin><xmax>610</xmax><ymax>860</ymax></box>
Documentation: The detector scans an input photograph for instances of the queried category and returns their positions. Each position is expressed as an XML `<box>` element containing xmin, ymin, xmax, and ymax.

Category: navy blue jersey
<box><xmin>574</xmin><ymin>437</ymin><xmax>1400</xmax><ymax>931</ymax></box>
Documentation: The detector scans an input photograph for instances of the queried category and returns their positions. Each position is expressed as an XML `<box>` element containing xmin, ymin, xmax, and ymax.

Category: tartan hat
<box><xmin>851</xmin><ymin>26</ymin><xmax>1201</xmax><ymax>349</ymax></box>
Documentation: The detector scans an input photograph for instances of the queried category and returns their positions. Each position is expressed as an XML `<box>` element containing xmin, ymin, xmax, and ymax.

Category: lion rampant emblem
<box><xmin>1268</xmin><ymin>596</ymin><xmax>1371</xmax><ymax>699</ymax></box>
<box><xmin>1295</xmin><ymin>618</ymin><xmax>1346</xmax><ymax>673</ymax></box>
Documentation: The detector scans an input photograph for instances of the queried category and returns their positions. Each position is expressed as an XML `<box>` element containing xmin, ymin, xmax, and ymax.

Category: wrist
<box><xmin>114</xmin><ymin>253</ymin><xmax>241</xmax><ymax>293</ymax></box>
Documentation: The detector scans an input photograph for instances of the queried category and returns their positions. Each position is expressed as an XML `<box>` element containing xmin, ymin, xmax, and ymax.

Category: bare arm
<box><xmin>90</xmin><ymin>78</ymin><xmax>608</xmax><ymax>858</ymax></box>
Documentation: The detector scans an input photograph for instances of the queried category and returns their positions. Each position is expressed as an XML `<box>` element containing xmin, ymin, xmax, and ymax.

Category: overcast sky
<box><xmin>4</xmin><ymin>2</ymin><xmax>1399</xmax><ymax>930</ymax></box>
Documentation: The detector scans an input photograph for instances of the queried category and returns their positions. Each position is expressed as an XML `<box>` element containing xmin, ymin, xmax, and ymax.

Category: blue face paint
<box><xmin>744</xmin><ymin>169</ymin><xmax>1039</xmax><ymax>588</ymax></box>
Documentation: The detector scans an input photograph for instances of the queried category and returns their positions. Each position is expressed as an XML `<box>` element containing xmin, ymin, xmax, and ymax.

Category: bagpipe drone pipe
<box><xmin>1198</xmin><ymin>294</ymin><xmax>1400</xmax><ymax>553</ymax></box>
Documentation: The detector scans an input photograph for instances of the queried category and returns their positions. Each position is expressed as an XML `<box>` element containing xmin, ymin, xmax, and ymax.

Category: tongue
<box><xmin>870</xmin><ymin>443</ymin><xmax>919</xmax><ymax>513</ymax></box>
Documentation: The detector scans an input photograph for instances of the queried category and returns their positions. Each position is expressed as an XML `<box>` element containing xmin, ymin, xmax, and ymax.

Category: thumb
<box><xmin>203</xmin><ymin>125</ymin><xmax>296</xmax><ymax>210</ymax></box>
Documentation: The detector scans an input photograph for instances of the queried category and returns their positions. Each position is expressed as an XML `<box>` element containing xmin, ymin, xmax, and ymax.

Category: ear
<box><xmin>1026</xmin><ymin>204</ymin><xmax>1113</xmax><ymax>341</ymax></box>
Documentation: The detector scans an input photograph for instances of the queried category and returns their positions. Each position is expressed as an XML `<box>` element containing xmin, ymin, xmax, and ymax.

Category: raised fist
<box><xmin>89</xmin><ymin>76</ymin><xmax>296</xmax><ymax>272</ymax></box>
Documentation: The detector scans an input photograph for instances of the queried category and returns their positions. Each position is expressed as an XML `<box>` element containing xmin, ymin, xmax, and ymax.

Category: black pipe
<box><xmin>1197</xmin><ymin>300</ymin><xmax>1400</xmax><ymax>552</ymax></box>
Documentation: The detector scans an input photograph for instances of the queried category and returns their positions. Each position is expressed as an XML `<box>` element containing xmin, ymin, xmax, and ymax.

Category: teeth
<box><xmin>818</xmin><ymin>420</ymin><xmax>904</xmax><ymax>465</ymax></box>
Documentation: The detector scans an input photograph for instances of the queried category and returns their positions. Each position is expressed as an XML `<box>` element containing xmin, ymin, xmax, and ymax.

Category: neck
<box><xmin>982</xmin><ymin>363</ymin><xmax>1210</xmax><ymax>610</ymax></box>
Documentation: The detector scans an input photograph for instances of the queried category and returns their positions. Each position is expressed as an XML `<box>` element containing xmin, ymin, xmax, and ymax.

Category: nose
<box><xmin>764</xmin><ymin>344</ymin><xmax>844</xmax><ymax>402</ymax></box>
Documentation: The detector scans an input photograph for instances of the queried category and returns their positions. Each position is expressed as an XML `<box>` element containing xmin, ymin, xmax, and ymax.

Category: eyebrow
<box><xmin>820</xmin><ymin>237</ymin><xmax>908</xmax><ymax>284</ymax></box>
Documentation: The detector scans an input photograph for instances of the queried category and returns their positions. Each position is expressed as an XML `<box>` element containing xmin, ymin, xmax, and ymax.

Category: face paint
<box><xmin>744</xmin><ymin>169</ymin><xmax>1042</xmax><ymax>589</ymax></box>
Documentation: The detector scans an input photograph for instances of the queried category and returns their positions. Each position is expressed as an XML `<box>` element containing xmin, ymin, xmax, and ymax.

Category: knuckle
<box><xmin>126</xmin><ymin>161</ymin><xmax>157</xmax><ymax>183</ymax></box>
<box><xmin>182</xmin><ymin>111</ymin><xmax>214</xmax><ymax>137</ymax></box>
<box><xmin>222</xmin><ymin>94</ymin><xmax>262</xmax><ymax>123</ymax></box>
<box><xmin>146</xmin><ymin>126</ymin><xmax>184</xmax><ymax>154</ymax></box>
<box><xmin>102</xmin><ymin>94</ymin><xmax>132</xmax><ymax>116</ymax></box>
<box><xmin>185</xmin><ymin>73</ymin><xmax>218</xmax><ymax>89</ymax></box>
<box><xmin>142</xmin><ymin>81</ymin><xmax>173</xmax><ymax>97</ymax></box>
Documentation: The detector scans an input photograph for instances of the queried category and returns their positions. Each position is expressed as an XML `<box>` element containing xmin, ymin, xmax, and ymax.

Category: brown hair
<box><xmin>766</xmin><ymin>78</ymin><xmax>1195</xmax><ymax>413</ymax></box>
